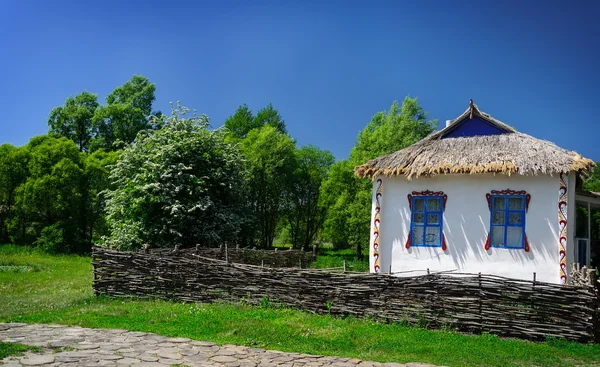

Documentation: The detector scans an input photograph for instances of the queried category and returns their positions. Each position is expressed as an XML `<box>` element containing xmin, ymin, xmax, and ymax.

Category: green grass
<box><xmin>311</xmin><ymin>248</ymin><xmax>369</xmax><ymax>272</ymax></box>
<box><xmin>0</xmin><ymin>244</ymin><xmax>92</xmax><ymax>319</ymax></box>
<box><xmin>0</xmin><ymin>342</ymin><xmax>42</xmax><ymax>360</ymax></box>
<box><xmin>1</xmin><ymin>244</ymin><xmax>599</xmax><ymax>367</ymax></box>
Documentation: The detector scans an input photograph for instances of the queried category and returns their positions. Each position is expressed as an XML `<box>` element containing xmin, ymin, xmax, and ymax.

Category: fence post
<box><xmin>299</xmin><ymin>258</ymin><xmax>302</xmax><ymax>269</ymax></box>
<box><xmin>225</xmin><ymin>242</ymin><xmax>229</xmax><ymax>264</ymax></box>
<box><xmin>532</xmin><ymin>272</ymin><xmax>536</xmax><ymax>311</ymax></box>
<box><xmin>343</xmin><ymin>260</ymin><xmax>346</xmax><ymax>273</ymax></box>
<box><xmin>389</xmin><ymin>264</ymin><xmax>392</xmax><ymax>274</ymax></box>
<box><xmin>92</xmin><ymin>248</ymin><xmax>97</xmax><ymax>295</ymax></box>
<box><xmin>261</xmin><ymin>260</ymin><xmax>264</xmax><ymax>268</ymax></box>
<box><xmin>478</xmin><ymin>272</ymin><xmax>482</xmax><ymax>332</ymax></box>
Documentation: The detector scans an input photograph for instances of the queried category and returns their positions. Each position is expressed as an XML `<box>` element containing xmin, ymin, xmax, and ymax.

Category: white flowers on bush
<box><xmin>101</xmin><ymin>104</ymin><xmax>246</xmax><ymax>250</ymax></box>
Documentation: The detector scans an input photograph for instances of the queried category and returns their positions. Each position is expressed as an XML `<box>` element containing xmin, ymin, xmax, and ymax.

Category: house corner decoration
<box><xmin>406</xmin><ymin>190</ymin><xmax>448</xmax><ymax>251</ymax></box>
<box><xmin>484</xmin><ymin>189</ymin><xmax>531</xmax><ymax>252</ymax></box>
<box><xmin>372</xmin><ymin>178</ymin><xmax>383</xmax><ymax>273</ymax></box>
<box><xmin>558</xmin><ymin>173</ymin><xmax>568</xmax><ymax>285</ymax></box>
<box><xmin>355</xmin><ymin>100</ymin><xmax>596</xmax><ymax>284</ymax></box>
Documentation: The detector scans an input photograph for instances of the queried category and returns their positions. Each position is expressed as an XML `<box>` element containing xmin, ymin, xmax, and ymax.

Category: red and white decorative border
<box><xmin>484</xmin><ymin>189</ymin><xmax>531</xmax><ymax>252</ymax></box>
<box><xmin>372</xmin><ymin>178</ymin><xmax>383</xmax><ymax>273</ymax></box>
<box><xmin>558</xmin><ymin>173</ymin><xmax>568</xmax><ymax>284</ymax></box>
<box><xmin>405</xmin><ymin>190</ymin><xmax>448</xmax><ymax>251</ymax></box>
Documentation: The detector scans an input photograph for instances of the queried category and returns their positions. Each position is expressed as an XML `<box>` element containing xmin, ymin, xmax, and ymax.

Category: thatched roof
<box><xmin>355</xmin><ymin>100</ymin><xmax>595</xmax><ymax>180</ymax></box>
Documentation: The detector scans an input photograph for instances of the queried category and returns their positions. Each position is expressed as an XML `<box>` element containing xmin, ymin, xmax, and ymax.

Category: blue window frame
<box><xmin>489</xmin><ymin>195</ymin><xmax>526</xmax><ymax>249</ymax></box>
<box><xmin>410</xmin><ymin>196</ymin><xmax>444</xmax><ymax>247</ymax></box>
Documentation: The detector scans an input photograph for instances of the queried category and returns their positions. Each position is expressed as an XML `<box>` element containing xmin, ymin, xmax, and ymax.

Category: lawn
<box><xmin>1</xmin><ymin>244</ymin><xmax>599</xmax><ymax>367</ymax></box>
<box><xmin>311</xmin><ymin>247</ymin><xmax>369</xmax><ymax>272</ymax></box>
<box><xmin>0</xmin><ymin>245</ymin><xmax>92</xmax><ymax>319</ymax></box>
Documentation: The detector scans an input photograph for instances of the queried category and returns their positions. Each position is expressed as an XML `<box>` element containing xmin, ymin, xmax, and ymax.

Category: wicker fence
<box><xmin>147</xmin><ymin>246</ymin><xmax>315</xmax><ymax>268</ymax></box>
<box><xmin>92</xmin><ymin>247</ymin><xmax>599</xmax><ymax>342</ymax></box>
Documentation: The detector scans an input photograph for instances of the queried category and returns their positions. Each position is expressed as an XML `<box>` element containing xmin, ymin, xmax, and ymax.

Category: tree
<box><xmin>319</xmin><ymin>160</ymin><xmax>357</xmax><ymax>249</ymax></box>
<box><xmin>242</xmin><ymin>125</ymin><xmax>297</xmax><ymax>248</ymax></box>
<box><xmin>254</xmin><ymin>103</ymin><xmax>287</xmax><ymax>135</ymax></box>
<box><xmin>102</xmin><ymin>105</ymin><xmax>247</xmax><ymax>250</ymax></box>
<box><xmin>583</xmin><ymin>163</ymin><xmax>600</xmax><ymax>192</ymax></box>
<box><xmin>320</xmin><ymin>97</ymin><xmax>437</xmax><ymax>256</ymax></box>
<box><xmin>225</xmin><ymin>103</ymin><xmax>287</xmax><ymax>139</ymax></box>
<box><xmin>93</xmin><ymin>75</ymin><xmax>156</xmax><ymax>150</ymax></box>
<box><xmin>10</xmin><ymin>136</ymin><xmax>86</xmax><ymax>252</ymax></box>
<box><xmin>349</xmin><ymin>97</ymin><xmax>437</xmax><ymax>165</ymax></box>
<box><xmin>287</xmin><ymin>145</ymin><xmax>334</xmax><ymax>250</ymax></box>
<box><xmin>224</xmin><ymin>104</ymin><xmax>259</xmax><ymax>139</ymax></box>
<box><xmin>83</xmin><ymin>149</ymin><xmax>120</xmax><ymax>243</ymax></box>
<box><xmin>47</xmin><ymin>91</ymin><xmax>99</xmax><ymax>152</ymax></box>
<box><xmin>0</xmin><ymin>144</ymin><xmax>29</xmax><ymax>243</ymax></box>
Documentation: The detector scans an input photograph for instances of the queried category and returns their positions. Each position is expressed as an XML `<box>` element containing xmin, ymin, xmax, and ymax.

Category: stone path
<box><xmin>0</xmin><ymin>323</ymin><xmax>445</xmax><ymax>367</ymax></box>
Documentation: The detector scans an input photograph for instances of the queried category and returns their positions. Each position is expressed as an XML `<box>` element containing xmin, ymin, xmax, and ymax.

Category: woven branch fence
<box><xmin>92</xmin><ymin>247</ymin><xmax>599</xmax><ymax>342</ymax></box>
<box><xmin>146</xmin><ymin>246</ymin><xmax>316</xmax><ymax>268</ymax></box>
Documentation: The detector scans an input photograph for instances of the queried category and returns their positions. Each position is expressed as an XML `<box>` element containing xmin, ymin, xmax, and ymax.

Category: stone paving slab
<box><xmin>0</xmin><ymin>323</ymin><xmax>447</xmax><ymax>367</ymax></box>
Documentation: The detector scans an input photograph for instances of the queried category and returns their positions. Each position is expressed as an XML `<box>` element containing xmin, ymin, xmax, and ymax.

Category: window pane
<box><xmin>507</xmin><ymin>227</ymin><xmax>523</xmax><ymax>247</ymax></box>
<box><xmin>413</xmin><ymin>198</ymin><xmax>424</xmax><ymax>212</ymax></box>
<box><xmin>427</xmin><ymin>198</ymin><xmax>441</xmax><ymax>212</ymax></box>
<box><xmin>509</xmin><ymin>212</ymin><xmax>523</xmax><ymax>225</ymax></box>
<box><xmin>413</xmin><ymin>212</ymin><xmax>424</xmax><ymax>224</ymax></box>
<box><xmin>412</xmin><ymin>226</ymin><xmax>424</xmax><ymax>245</ymax></box>
<box><xmin>491</xmin><ymin>226</ymin><xmax>504</xmax><ymax>246</ymax></box>
<box><xmin>492</xmin><ymin>211</ymin><xmax>504</xmax><ymax>225</ymax></box>
<box><xmin>425</xmin><ymin>227</ymin><xmax>440</xmax><ymax>246</ymax></box>
<box><xmin>493</xmin><ymin>197</ymin><xmax>505</xmax><ymax>210</ymax></box>
<box><xmin>428</xmin><ymin>213</ymin><xmax>440</xmax><ymax>225</ymax></box>
<box><xmin>508</xmin><ymin>197</ymin><xmax>524</xmax><ymax>210</ymax></box>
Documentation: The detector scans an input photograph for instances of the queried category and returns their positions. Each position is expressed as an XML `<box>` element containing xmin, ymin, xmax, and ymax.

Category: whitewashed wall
<box><xmin>370</xmin><ymin>173</ymin><xmax>564</xmax><ymax>284</ymax></box>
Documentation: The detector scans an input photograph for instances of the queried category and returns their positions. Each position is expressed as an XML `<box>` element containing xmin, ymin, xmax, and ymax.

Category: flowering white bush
<box><xmin>102</xmin><ymin>104</ymin><xmax>246</xmax><ymax>250</ymax></box>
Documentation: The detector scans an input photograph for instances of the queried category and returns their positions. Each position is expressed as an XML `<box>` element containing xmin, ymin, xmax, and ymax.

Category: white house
<box><xmin>355</xmin><ymin>101</ymin><xmax>598</xmax><ymax>284</ymax></box>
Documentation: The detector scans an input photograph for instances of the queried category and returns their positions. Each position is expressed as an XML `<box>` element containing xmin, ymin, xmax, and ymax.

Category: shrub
<box><xmin>33</xmin><ymin>224</ymin><xmax>64</xmax><ymax>254</ymax></box>
<box><xmin>102</xmin><ymin>104</ymin><xmax>247</xmax><ymax>250</ymax></box>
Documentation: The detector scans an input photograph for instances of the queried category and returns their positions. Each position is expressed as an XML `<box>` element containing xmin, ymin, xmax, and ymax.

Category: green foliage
<box><xmin>224</xmin><ymin>104</ymin><xmax>258</xmax><ymax>139</ymax></box>
<box><xmin>241</xmin><ymin>125</ymin><xmax>296</xmax><ymax>248</ymax></box>
<box><xmin>319</xmin><ymin>160</ymin><xmax>355</xmax><ymax>248</ymax></box>
<box><xmin>583</xmin><ymin>162</ymin><xmax>600</xmax><ymax>192</ymax></box>
<box><xmin>102</xmin><ymin>105</ymin><xmax>247</xmax><ymax>250</ymax></box>
<box><xmin>320</xmin><ymin>97</ymin><xmax>437</xmax><ymax>255</ymax></box>
<box><xmin>224</xmin><ymin>103</ymin><xmax>331</xmax><ymax>250</ymax></box>
<box><xmin>35</xmin><ymin>75</ymin><xmax>157</xmax><ymax>251</ymax></box>
<box><xmin>9</xmin><ymin>136</ymin><xmax>87</xmax><ymax>252</ymax></box>
<box><xmin>0</xmin><ymin>144</ymin><xmax>28</xmax><ymax>243</ymax></box>
<box><xmin>0</xmin><ymin>136</ymin><xmax>117</xmax><ymax>253</ymax></box>
<box><xmin>93</xmin><ymin>75</ymin><xmax>157</xmax><ymax>151</ymax></box>
<box><xmin>225</xmin><ymin>103</ymin><xmax>287</xmax><ymax>139</ymax></box>
<box><xmin>3</xmin><ymin>246</ymin><xmax>600</xmax><ymax>367</ymax></box>
<box><xmin>48</xmin><ymin>91</ymin><xmax>100</xmax><ymax>152</ymax></box>
<box><xmin>83</xmin><ymin>149</ymin><xmax>120</xmax><ymax>243</ymax></box>
<box><xmin>349</xmin><ymin>97</ymin><xmax>437</xmax><ymax>165</ymax></box>
<box><xmin>287</xmin><ymin>145</ymin><xmax>334</xmax><ymax>250</ymax></box>
<box><xmin>254</xmin><ymin>103</ymin><xmax>287</xmax><ymax>135</ymax></box>
<box><xmin>33</xmin><ymin>223</ymin><xmax>64</xmax><ymax>254</ymax></box>
<box><xmin>14</xmin><ymin>85</ymin><xmax>440</xmax><ymax>257</ymax></box>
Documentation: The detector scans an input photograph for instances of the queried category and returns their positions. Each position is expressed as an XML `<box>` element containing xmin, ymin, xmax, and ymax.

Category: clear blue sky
<box><xmin>1</xmin><ymin>0</ymin><xmax>598</xmax><ymax>161</ymax></box>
